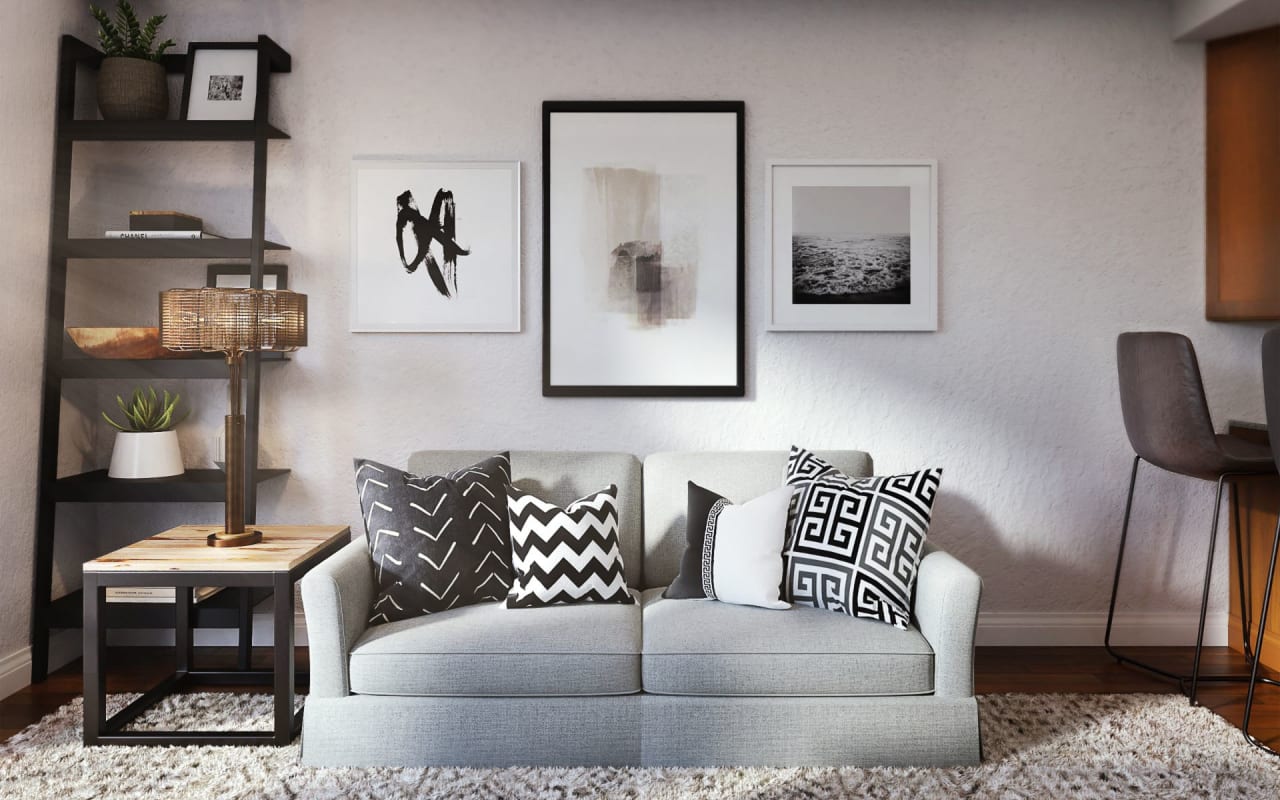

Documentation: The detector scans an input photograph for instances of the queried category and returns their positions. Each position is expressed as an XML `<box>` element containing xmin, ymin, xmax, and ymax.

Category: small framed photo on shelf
<box><xmin>767</xmin><ymin>160</ymin><xmax>937</xmax><ymax>332</ymax></box>
<box><xmin>206</xmin><ymin>264</ymin><xmax>288</xmax><ymax>291</ymax></box>
<box><xmin>181</xmin><ymin>43</ymin><xmax>262</xmax><ymax>121</ymax></box>
<box><xmin>350</xmin><ymin>159</ymin><xmax>521</xmax><ymax>333</ymax></box>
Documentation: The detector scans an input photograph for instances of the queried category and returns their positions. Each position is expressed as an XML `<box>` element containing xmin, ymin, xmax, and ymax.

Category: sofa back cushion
<box><xmin>642</xmin><ymin>451</ymin><xmax>873</xmax><ymax>589</ymax></box>
<box><xmin>408</xmin><ymin>451</ymin><xmax>643</xmax><ymax>588</ymax></box>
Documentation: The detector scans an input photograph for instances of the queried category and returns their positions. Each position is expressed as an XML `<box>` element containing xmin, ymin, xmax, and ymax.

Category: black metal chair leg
<box><xmin>1104</xmin><ymin>457</ymin><xmax>1184</xmax><ymax>682</ymax></box>
<box><xmin>1242</xmin><ymin>516</ymin><xmax>1280</xmax><ymax>757</ymax></box>
<box><xmin>1190</xmin><ymin>474</ymin><xmax>1231</xmax><ymax>705</ymax></box>
<box><xmin>1232</xmin><ymin>483</ymin><xmax>1254</xmax><ymax>663</ymax></box>
<box><xmin>1105</xmin><ymin>457</ymin><xmax>1142</xmax><ymax>661</ymax></box>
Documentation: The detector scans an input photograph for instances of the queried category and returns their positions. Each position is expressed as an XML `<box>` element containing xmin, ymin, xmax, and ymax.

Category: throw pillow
<box><xmin>354</xmin><ymin>453</ymin><xmax>513</xmax><ymax>624</ymax></box>
<box><xmin>664</xmin><ymin>481</ymin><xmax>793</xmax><ymax>610</ymax></box>
<box><xmin>783</xmin><ymin>445</ymin><xmax>942</xmax><ymax>629</ymax></box>
<box><xmin>506</xmin><ymin>484</ymin><xmax>635</xmax><ymax>608</ymax></box>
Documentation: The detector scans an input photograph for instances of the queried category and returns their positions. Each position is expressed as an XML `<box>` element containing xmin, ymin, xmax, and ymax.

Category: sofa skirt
<box><xmin>301</xmin><ymin>694</ymin><xmax>981</xmax><ymax>768</ymax></box>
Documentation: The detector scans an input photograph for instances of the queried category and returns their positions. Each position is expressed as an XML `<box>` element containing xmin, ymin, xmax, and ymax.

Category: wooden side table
<box><xmin>82</xmin><ymin>524</ymin><xmax>350</xmax><ymax>746</ymax></box>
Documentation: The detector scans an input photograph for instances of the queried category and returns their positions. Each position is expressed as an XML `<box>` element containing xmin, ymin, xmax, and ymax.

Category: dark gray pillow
<box><xmin>354</xmin><ymin>453</ymin><xmax>512</xmax><ymax>624</ymax></box>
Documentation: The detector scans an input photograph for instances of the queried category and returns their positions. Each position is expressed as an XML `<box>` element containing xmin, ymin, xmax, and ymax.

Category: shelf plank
<box><xmin>47</xmin><ymin>586</ymin><xmax>274</xmax><ymax>630</ymax></box>
<box><xmin>61</xmin><ymin>35</ymin><xmax>291</xmax><ymax>75</ymax></box>
<box><xmin>62</xmin><ymin>120</ymin><xmax>289</xmax><ymax>142</ymax></box>
<box><xmin>51</xmin><ymin>468</ymin><xmax>290</xmax><ymax>504</ymax></box>
<box><xmin>56</xmin><ymin>354</ymin><xmax>287</xmax><ymax>380</ymax></box>
<box><xmin>57</xmin><ymin>238</ymin><xmax>289</xmax><ymax>259</ymax></box>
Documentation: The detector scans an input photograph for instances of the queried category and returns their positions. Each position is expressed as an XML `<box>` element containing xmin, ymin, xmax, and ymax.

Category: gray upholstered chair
<box><xmin>1107</xmin><ymin>332</ymin><xmax>1274</xmax><ymax>703</ymax></box>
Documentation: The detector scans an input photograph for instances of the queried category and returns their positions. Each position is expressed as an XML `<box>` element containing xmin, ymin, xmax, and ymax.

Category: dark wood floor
<box><xmin>2</xmin><ymin>646</ymin><xmax>1278</xmax><ymax>749</ymax></box>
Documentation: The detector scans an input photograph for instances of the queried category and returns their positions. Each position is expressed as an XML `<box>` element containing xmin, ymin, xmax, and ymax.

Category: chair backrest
<box><xmin>642</xmin><ymin>450</ymin><xmax>873</xmax><ymax>589</ymax></box>
<box><xmin>1116</xmin><ymin>332</ymin><xmax>1221</xmax><ymax>479</ymax></box>
<box><xmin>1262</xmin><ymin>329</ymin><xmax>1280</xmax><ymax>463</ymax></box>
<box><xmin>407</xmin><ymin>450</ymin><xmax>643</xmax><ymax>588</ymax></box>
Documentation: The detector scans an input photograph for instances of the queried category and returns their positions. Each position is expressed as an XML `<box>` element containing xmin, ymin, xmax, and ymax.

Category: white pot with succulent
<box><xmin>104</xmin><ymin>386</ymin><xmax>187</xmax><ymax>479</ymax></box>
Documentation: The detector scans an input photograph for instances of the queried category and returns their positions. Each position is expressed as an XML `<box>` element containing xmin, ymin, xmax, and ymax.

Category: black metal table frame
<box><xmin>82</xmin><ymin>537</ymin><xmax>345</xmax><ymax>746</ymax></box>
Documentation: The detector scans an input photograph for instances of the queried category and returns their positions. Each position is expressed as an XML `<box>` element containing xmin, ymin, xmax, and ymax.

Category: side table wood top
<box><xmin>84</xmin><ymin>524</ymin><xmax>351</xmax><ymax>573</ymax></box>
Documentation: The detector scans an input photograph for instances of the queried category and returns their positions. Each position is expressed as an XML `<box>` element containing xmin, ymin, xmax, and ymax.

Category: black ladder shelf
<box><xmin>30</xmin><ymin>35</ymin><xmax>293</xmax><ymax>683</ymax></box>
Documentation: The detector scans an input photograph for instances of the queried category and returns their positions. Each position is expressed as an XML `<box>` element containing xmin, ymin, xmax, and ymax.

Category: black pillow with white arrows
<box><xmin>354</xmin><ymin>453</ymin><xmax>514</xmax><ymax>624</ymax></box>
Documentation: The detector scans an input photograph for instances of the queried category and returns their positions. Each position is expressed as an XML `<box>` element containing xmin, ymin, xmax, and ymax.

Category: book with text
<box><xmin>104</xmin><ymin>231</ymin><xmax>221</xmax><ymax>240</ymax></box>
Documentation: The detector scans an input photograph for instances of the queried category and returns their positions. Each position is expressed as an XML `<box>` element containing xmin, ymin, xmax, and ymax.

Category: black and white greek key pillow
<box><xmin>506</xmin><ymin>485</ymin><xmax>635</xmax><ymax>608</ymax></box>
<box><xmin>664</xmin><ymin>481</ymin><xmax>793</xmax><ymax>610</ymax></box>
<box><xmin>354</xmin><ymin>453</ymin><xmax>513</xmax><ymax>624</ymax></box>
<box><xmin>783</xmin><ymin>446</ymin><xmax>942</xmax><ymax>629</ymax></box>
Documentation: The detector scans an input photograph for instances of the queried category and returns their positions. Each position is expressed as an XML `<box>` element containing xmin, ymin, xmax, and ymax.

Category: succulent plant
<box><xmin>89</xmin><ymin>1</ymin><xmax>175</xmax><ymax>62</ymax></box>
<box><xmin>102</xmin><ymin>386</ymin><xmax>187</xmax><ymax>433</ymax></box>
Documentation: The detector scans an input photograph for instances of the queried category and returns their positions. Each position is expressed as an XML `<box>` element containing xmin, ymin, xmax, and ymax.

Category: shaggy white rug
<box><xmin>1</xmin><ymin>693</ymin><xmax>1278</xmax><ymax>799</ymax></box>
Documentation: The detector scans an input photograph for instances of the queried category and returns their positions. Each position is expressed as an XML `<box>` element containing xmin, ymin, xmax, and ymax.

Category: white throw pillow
<box><xmin>663</xmin><ymin>481</ymin><xmax>793</xmax><ymax>610</ymax></box>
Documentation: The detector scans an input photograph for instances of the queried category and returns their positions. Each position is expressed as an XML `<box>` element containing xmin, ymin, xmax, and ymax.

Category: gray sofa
<box><xmin>299</xmin><ymin>450</ymin><xmax>983</xmax><ymax>767</ymax></box>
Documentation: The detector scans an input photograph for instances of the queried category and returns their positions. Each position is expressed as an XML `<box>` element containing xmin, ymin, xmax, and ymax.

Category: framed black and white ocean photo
<box><xmin>543</xmin><ymin>101</ymin><xmax>744</xmax><ymax>397</ymax></box>
<box><xmin>350</xmin><ymin>159</ymin><xmax>520</xmax><ymax>332</ymax></box>
<box><xmin>767</xmin><ymin>160</ymin><xmax>937</xmax><ymax>331</ymax></box>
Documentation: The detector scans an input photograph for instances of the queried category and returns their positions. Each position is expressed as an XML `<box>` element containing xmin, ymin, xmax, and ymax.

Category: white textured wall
<box><xmin>18</xmin><ymin>0</ymin><xmax>1275</xmax><ymax>656</ymax></box>
<box><xmin>0</xmin><ymin>0</ymin><xmax>83</xmax><ymax>673</ymax></box>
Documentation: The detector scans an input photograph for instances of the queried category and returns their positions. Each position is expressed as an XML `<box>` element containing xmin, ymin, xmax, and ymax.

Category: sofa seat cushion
<box><xmin>641</xmin><ymin>588</ymin><xmax>934</xmax><ymax>697</ymax></box>
<box><xmin>349</xmin><ymin>591</ymin><xmax>642</xmax><ymax>697</ymax></box>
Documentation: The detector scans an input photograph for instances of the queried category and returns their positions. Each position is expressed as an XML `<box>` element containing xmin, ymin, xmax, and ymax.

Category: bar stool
<box><xmin>1105</xmin><ymin>332</ymin><xmax>1275</xmax><ymax>704</ymax></box>
<box><xmin>1243</xmin><ymin>328</ymin><xmax>1280</xmax><ymax>756</ymax></box>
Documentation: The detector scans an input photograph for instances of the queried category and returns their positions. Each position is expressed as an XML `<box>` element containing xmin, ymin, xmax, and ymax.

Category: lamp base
<box><xmin>207</xmin><ymin>529</ymin><xmax>263</xmax><ymax>548</ymax></box>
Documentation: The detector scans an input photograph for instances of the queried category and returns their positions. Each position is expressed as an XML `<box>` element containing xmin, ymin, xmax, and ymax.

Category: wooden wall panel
<box><xmin>1206</xmin><ymin>26</ymin><xmax>1280</xmax><ymax>321</ymax></box>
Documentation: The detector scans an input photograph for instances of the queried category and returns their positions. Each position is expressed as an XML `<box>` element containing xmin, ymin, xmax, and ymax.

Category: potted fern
<box><xmin>104</xmin><ymin>387</ymin><xmax>187</xmax><ymax>479</ymax></box>
<box><xmin>89</xmin><ymin>1</ymin><xmax>176</xmax><ymax>120</ymax></box>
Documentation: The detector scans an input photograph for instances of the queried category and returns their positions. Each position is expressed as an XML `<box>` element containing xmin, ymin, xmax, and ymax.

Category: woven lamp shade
<box><xmin>159</xmin><ymin>288</ymin><xmax>307</xmax><ymax>354</ymax></box>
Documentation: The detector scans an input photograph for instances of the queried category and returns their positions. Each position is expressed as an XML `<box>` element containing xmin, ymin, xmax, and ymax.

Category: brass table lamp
<box><xmin>159</xmin><ymin>287</ymin><xmax>307</xmax><ymax>547</ymax></box>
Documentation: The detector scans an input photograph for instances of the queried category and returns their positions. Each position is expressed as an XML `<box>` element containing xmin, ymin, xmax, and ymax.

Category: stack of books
<box><xmin>105</xmin><ymin>211</ymin><xmax>220</xmax><ymax>240</ymax></box>
<box><xmin>106</xmin><ymin>586</ymin><xmax>223</xmax><ymax>604</ymax></box>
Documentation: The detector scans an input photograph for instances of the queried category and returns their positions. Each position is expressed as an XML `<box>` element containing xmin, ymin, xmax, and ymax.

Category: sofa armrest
<box><xmin>300</xmin><ymin>538</ymin><xmax>374</xmax><ymax>698</ymax></box>
<box><xmin>913</xmin><ymin>542</ymin><xmax>982</xmax><ymax>698</ymax></box>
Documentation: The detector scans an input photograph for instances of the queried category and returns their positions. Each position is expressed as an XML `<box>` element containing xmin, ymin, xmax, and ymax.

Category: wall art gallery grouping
<box><xmin>348</xmin><ymin>101</ymin><xmax>938</xmax><ymax>397</ymax></box>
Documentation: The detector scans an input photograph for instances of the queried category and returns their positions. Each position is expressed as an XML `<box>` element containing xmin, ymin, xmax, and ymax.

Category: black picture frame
<box><xmin>542</xmin><ymin>101</ymin><xmax>745</xmax><ymax>398</ymax></box>
<box><xmin>207</xmin><ymin>263</ymin><xmax>288</xmax><ymax>291</ymax></box>
<box><xmin>180</xmin><ymin>41</ymin><xmax>268</xmax><ymax>121</ymax></box>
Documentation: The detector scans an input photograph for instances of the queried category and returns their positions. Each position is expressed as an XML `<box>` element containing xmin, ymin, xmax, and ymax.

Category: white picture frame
<box><xmin>182</xmin><ymin>46</ymin><xmax>260</xmax><ymax>121</ymax></box>
<box><xmin>350</xmin><ymin>159</ymin><xmax>521</xmax><ymax>333</ymax></box>
<box><xmin>766</xmin><ymin>159</ymin><xmax>938</xmax><ymax>332</ymax></box>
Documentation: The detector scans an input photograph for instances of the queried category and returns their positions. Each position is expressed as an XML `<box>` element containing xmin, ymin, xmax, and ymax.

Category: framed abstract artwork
<box><xmin>350</xmin><ymin>159</ymin><xmax>521</xmax><ymax>332</ymax></box>
<box><xmin>543</xmin><ymin>101</ymin><xmax>744</xmax><ymax>397</ymax></box>
<box><xmin>766</xmin><ymin>160</ymin><xmax>937</xmax><ymax>331</ymax></box>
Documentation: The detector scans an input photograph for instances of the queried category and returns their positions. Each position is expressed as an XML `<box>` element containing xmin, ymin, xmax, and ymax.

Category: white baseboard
<box><xmin>977</xmin><ymin>611</ymin><xmax>1230</xmax><ymax>647</ymax></box>
<box><xmin>0</xmin><ymin>647</ymin><xmax>31</xmax><ymax>701</ymax></box>
<box><xmin>107</xmin><ymin>611</ymin><xmax>310</xmax><ymax>648</ymax></box>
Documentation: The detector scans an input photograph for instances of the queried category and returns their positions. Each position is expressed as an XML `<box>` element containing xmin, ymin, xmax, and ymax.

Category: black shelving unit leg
<box><xmin>31</xmin><ymin>41</ymin><xmax>77</xmax><ymax>683</ymax></box>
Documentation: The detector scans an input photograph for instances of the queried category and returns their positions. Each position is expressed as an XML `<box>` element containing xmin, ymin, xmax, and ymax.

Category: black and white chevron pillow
<box><xmin>506</xmin><ymin>485</ymin><xmax>635</xmax><ymax>608</ymax></box>
<box><xmin>354</xmin><ymin>453</ymin><xmax>513</xmax><ymax>624</ymax></box>
<box><xmin>783</xmin><ymin>446</ymin><xmax>941</xmax><ymax>629</ymax></box>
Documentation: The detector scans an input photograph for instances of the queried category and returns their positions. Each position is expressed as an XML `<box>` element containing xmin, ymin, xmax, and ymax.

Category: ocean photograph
<box><xmin>792</xmin><ymin>233</ymin><xmax>911</xmax><ymax>304</ymax></box>
<box><xmin>791</xmin><ymin>185</ymin><xmax>912</xmax><ymax>305</ymax></box>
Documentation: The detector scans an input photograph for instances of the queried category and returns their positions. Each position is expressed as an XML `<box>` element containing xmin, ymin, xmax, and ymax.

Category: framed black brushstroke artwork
<box><xmin>350</xmin><ymin>160</ymin><xmax>521</xmax><ymax>332</ymax></box>
<box><xmin>543</xmin><ymin>101</ymin><xmax>745</xmax><ymax>397</ymax></box>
